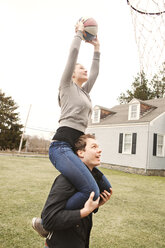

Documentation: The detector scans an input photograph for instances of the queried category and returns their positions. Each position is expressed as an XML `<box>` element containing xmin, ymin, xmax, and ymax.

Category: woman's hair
<box><xmin>74</xmin><ymin>134</ymin><xmax>95</xmax><ymax>153</ymax></box>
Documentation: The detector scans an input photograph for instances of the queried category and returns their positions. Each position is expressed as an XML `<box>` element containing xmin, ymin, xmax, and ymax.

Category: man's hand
<box><xmin>98</xmin><ymin>188</ymin><xmax>112</xmax><ymax>207</ymax></box>
<box><xmin>80</xmin><ymin>192</ymin><xmax>100</xmax><ymax>218</ymax></box>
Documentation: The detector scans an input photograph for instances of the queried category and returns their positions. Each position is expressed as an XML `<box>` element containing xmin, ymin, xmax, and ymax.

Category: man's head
<box><xmin>74</xmin><ymin>134</ymin><xmax>102</xmax><ymax>171</ymax></box>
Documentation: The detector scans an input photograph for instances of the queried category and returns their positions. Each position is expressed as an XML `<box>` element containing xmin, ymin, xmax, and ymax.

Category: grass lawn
<box><xmin>0</xmin><ymin>155</ymin><xmax>165</xmax><ymax>248</ymax></box>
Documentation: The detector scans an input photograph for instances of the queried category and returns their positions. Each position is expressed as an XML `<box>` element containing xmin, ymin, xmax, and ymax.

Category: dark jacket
<box><xmin>41</xmin><ymin>168</ymin><xmax>105</xmax><ymax>248</ymax></box>
<box><xmin>41</xmin><ymin>175</ymin><xmax>92</xmax><ymax>248</ymax></box>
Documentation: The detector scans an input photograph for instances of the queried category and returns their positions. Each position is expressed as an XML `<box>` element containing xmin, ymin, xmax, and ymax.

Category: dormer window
<box><xmin>92</xmin><ymin>105</ymin><xmax>116</xmax><ymax>124</ymax></box>
<box><xmin>128</xmin><ymin>99</ymin><xmax>140</xmax><ymax>120</ymax></box>
<box><xmin>92</xmin><ymin>108</ymin><xmax>101</xmax><ymax>123</ymax></box>
<box><xmin>128</xmin><ymin>103</ymin><xmax>140</xmax><ymax>120</ymax></box>
<box><xmin>131</xmin><ymin>104</ymin><xmax>139</xmax><ymax>118</ymax></box>
<box><xmin>128</xmin><ymin>98</ymin><xmax>156</xmax><ymax>121</ymax></box>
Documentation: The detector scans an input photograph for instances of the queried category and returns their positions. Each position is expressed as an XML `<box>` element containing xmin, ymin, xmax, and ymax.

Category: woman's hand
<box><xmin>75</xmin><ymin>20</ymin><xmax>84</xmax><ymax>33</ymax></box>
<box><xmin>86</xmin><ymin>37</ymin><xmax>100</xmax><ymax>52</ymax></box>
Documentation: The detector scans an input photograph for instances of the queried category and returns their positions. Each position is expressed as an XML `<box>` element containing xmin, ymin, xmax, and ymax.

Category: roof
<box><xmin>90</xmin><ymin>98</ymin><xmax>165</xmax><ymax>126</ymax></box>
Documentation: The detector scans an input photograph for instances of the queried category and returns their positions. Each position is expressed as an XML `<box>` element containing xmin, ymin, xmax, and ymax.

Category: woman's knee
<box><xmin>85</xmin><ymin>184</ymin><xmax>100</xmax><ymax>199</ymax></box>
<box><xmin>93</xmin><ymin>187</ymin><xmax>100</xmax><ymax>199</ymax></box>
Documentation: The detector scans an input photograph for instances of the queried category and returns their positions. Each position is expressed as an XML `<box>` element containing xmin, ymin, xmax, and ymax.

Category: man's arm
<box><xmin>41</xmin><ymin>175</ymin><xmax>99</xmax><ymax>232</ymax></box>
<box><xmin>41</xmin><ymin>175</ymin><xmax>80</xmax><ymax>231</ymax></box>
<box><xmin>80</xmin><ymin>191</ymin><xmax>100</xmax><ymax>217</ymax></box>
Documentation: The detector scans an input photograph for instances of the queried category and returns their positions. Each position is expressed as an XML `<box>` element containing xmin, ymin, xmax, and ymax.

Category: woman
<box><xmin>49</xmin><ymin>20</ymin><xmax>111</xmax><ymax>209</ymax></box>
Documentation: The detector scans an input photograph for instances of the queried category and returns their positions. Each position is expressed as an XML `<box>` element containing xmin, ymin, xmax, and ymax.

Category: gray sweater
<box><xmin>58</xmin><ymin>31</ymin><xmax>100</xmax><ymax>133</ymax></box>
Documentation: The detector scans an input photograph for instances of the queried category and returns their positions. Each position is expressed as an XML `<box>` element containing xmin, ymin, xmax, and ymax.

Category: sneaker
<box><xmin>32</xmin><ymin>217</ymin><xmax>49</xmax><ymax>238</ymax></box>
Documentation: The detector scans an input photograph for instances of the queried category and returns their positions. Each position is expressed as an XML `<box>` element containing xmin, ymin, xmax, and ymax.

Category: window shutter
<box><xmin>132</xmin><ymin>133</ymin><xmax>137</xmax><ymax>154</ymax></box>
<box><xmin>153</xmin><ymin>133</ymin><xmax>157</xmax><ymax>156</ymax></box>
<box><xmin>118</xmin><ymin>133</ymin><xmax>123</xmax><ymax>153</ymax></box>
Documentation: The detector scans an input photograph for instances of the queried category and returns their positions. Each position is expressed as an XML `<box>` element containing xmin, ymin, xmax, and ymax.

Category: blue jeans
<box><xmin>49</xmin><ymin>141</ymin><xmax>111</xmax><ymax>210</ymax></box>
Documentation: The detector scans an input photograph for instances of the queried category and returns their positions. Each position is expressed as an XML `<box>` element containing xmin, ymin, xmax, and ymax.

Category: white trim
<box><xmin>145</xmin><ymin>123</ymin><xmax>150</xmax><ymax>172</ymax></box>
<box><xmin>128</xmin><ymin>98</ymin><xmax>139</xmax><ymax>104</ymax></box>
<box><xmin>88</xmin><ymin>122</ymin><xmax>149</xmax><ymax>129</ymax></box>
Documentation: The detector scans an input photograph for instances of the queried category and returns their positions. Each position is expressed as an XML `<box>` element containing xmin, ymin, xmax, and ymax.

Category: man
<box><xmin>32</xmin><ymin>134</ymin><xmax>112</xmax><ymax>248</ymax></box>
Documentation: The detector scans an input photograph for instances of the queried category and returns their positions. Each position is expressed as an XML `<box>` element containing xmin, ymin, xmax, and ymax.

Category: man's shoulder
<box><xmin>54</xmin><ymin>174</ymin><xmax>76</xmax><ymax>192</ymax></box>
<box><xmin>55</xmin><ymin>174</ymin><xmax>72</xmax><ymax>184</ymax></box>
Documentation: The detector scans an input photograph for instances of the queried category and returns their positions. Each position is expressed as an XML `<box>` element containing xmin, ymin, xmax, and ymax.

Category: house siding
<box><xmin>87</xmin><ymin>124</ymin><xmax>149</xmax><ymax>170</ymax></box>
<box><xmin>87</xmin><ymin>99</ymin><xmax>165</xmax><ymax>176</ymax></box>
<box><xmin>147</xmin><ymin>112</ymin><xmax>165</xmax><ymax>170</ymax></box>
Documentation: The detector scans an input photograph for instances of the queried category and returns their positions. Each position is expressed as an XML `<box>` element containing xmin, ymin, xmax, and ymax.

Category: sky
<box><xmin>0</xmin><ymin>0</ymin><xmax>140</xmax><ymax>140</ymax></box>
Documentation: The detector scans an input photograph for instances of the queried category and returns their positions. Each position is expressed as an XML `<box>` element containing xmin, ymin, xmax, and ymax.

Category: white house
<box><xmin>87</xmin><ymin>98</ymin><xmax>165</xmax><ymax>176</ymax></box>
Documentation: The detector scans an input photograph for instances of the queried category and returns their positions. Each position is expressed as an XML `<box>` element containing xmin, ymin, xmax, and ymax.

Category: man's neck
<box><xmin>84</xmin><ymin>163</ymin><xmax>93</xmax><ymax>172</ymax></box>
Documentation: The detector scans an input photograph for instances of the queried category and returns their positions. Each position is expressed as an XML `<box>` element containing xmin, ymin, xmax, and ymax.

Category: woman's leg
<box><xmin>49</xmin><ymin>141</ymin><xmax>100</xmax><ymax>210</ymax></box>
<box><xmin>93</xmin><ymin>167</ymin><xmax>112</xmax><ymax>193</ymax></box>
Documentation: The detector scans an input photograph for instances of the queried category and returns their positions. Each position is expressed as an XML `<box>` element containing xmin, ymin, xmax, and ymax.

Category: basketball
<box><xmin>79</xmin><ymin>17</ymin><xmax>98</xmax><ymax>41</ymax></box>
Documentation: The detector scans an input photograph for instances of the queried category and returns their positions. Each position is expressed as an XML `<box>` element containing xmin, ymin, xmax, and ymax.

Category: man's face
<box><xmin>78</xmin><ymin>138</ymin><xmax>102</xmax><ymax>170</ymax></box>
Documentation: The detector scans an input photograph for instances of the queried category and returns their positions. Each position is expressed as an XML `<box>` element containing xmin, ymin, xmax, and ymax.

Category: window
<box><xmin>118</xmin><ymin>133</ymin><xmax>137</xmax><ymax>154</ymax></box>
<box><xmin>128</xmin><ymin>104</ymin><xmax>140</xmax><ymax>120</ymax></box>
<box><xmin>123</xmin><ymin>133</ymin><xmax>132</xmax><ymax>154</ymax></box>
<box><xmin>153</xmin><ymin>133</ymin><xmax>165</xmax><ymax>157</ymax></box>
<box><xmin>131</xmin><ymin>105</ymin><xmax>138</xmax><ymax>118</ymax></box>
<box><xmin>92</xmin><ymin>109</ymin><xmax>100</xmax><ymax>123</ymax></box>
<box><xmin>157</xmin><ymin>134</ymin><xmax>164</xmax><ymax>157</ymax></box>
